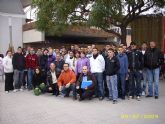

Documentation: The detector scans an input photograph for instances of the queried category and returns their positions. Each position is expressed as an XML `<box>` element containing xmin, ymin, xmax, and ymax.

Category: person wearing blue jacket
<box><xmin>117</xmin><ymin>46</ymin><xmax>128</xmax><ymax>100</ymax></box>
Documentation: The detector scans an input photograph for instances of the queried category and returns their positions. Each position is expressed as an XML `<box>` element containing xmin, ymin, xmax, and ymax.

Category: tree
<box><xmin>33</xmin><ymin>0</ymin><xmax>165</xmax><ymax>44</ymax></box>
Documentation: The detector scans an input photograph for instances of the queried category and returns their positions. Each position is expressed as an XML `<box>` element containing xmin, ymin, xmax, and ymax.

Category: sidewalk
<box><xmin>0</xmin><ymin>80</ymin><xmax>165</xmax><ymax>124</ymax></box>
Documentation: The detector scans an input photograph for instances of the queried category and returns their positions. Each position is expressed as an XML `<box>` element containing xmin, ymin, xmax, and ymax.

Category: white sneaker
<box><xmin>13</xmin><ymin>89</ymin><xmax>18</xmax><ymax>92</ymax></box>
<box><xmin>137</xmin><ymin>96</ymin><xmax>140</xmax><ymax>101</ymax></box>
<box><xmin>19</xmin><ymin>89</ymin><xmax>23</xmax><ymax>92</ymax></box>
<box><xmin>5</xmin><ymin>91</ymin><xmax>9</xmax><ymax>94</ymax></box>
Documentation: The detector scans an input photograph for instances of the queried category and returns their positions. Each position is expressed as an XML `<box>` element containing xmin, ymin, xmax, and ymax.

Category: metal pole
<box><xmin>8</xmin><ymin>17</ymin><xmax>13</xmax><ymax>49</ymax></box>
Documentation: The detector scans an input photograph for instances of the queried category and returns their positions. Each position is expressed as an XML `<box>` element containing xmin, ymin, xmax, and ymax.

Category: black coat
<box><xmin>32</xmin><ymin>73</ymin><xmax>44</xmax><ymax>88</ymax></box>
<box><xmin>12</xmin><ymin>53</ymin><xmax>25</xmax><ymax>71</ymax></box>
<box><xmin>127</xmin><ymin>49</ymin><xmax>143</xmax><ymax>71</ymax></box>
<box><xmin>144</xmin><ymin>48</ymin><xmax>164</xmax><ymax>69</ymax></box>
<box><xmin>47</xmin><ymin>69</ymin><xmax>61</xmax><ymax>87</ymax></box>
<box><xmin>76</xmin><ymin>72</ymin><xmax>96</xmax><ymax>91</ymax></box>
<box><xmin>39</xmin><ymin>55</ymin><xmax>48</xmax><ymax>71</ymax></box>
<box><xmin>105</xmin><ymin>56</ymin><xmax>120</xmax><ymax>76</ymax></box>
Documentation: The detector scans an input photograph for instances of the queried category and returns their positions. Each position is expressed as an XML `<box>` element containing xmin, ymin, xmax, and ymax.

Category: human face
<box><xmin>7</xmin><ymin>51</ymin><xmax>12</xmax><ymax>57</ymax></box>
<box><xmin>43</xmin><ymin>50</ymin><xmax>48</xmax><ymax>55</ymax></box>
<box><xmin>50</xmin><ymin>63</ymin><xmax>56</xmax><ymax>71</ymax></box>
<box><xmin>82</xmin><ymin>66</ymin><xmax>88</xmax><ymax>74</ymax></box>
<box><xmin>56</xmin><ymin>54</ymin><xmax>61</xmax><ymax>60</ymax></box>
<box><xmin>75</xmin><ymin>53</ymin><xmax>80</xmax><ymax>58</ymax></box>
<box><xmin>118</xmin><ymin>47</ymin><xmax>124</xmax><ymax>54</ymax></box>
<box><xmin>108</xmin><ymin>50</ymin><xmax>114</xmax><ymax>58</ymax></box>
<box><xmin>150</xmin><ymin>41</ymin><xmax>156</xmax><ymax>49</ymax></box>
<box><xmin>49</xmin><ymin>49</ymin><xmax>53</xmax><ymax>55</ymax></box>
<box><xmin>18</xmin><ymin>48</ymin><xmax>22</xmax><ymax>54</ymax></box>
<box><xmin>92</xmin><ymin>48</ymin><xmax>98</xmax><ymax>55</ymax></box>
<box><xmin>69</xmin><ymin>52</ymin><xmax>74</xmax><ymax>58</ymax></box>
<box><xmin>87</xmin><ymin>46</ymin><xmax>92</xmax><ymax>53</ymax></box>
<box><xmin>105</xmin><ymin>45</ymin><xmax>110</xmax><ymax>51</ymax></box>
<box><xmin>141</xmin><ymin>43</ymin><xmax>147</xmax><ymax>50</ymax></box>
<box><xmin>80</xmin><ymin>53</ymin><xmax>85</xmax><ymax>58</ymax></box>
<box><xmin>63</xmin><ymin>64</ymin><xmax>69</xmax><ymax>71</ymax></box>
<box><xmin>30</xmin><ymin>48</ymin><xmax>35</xmax><ymax>55</ymax></box>
<box><xmin>35</xmin><ymin>69</ymin><xmax>40</xmax><ymax>74</ymax></box>
<box><xmin>131</xmin><ymin>44</ymin><xmax>136</xmax><ymax>50</ymax></box>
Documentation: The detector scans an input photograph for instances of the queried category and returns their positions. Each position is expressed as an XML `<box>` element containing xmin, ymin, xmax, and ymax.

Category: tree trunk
<box><xmin>120</xmin><ymin>26</ymin><xmax>127</xmax><ymax>45</ymax></box>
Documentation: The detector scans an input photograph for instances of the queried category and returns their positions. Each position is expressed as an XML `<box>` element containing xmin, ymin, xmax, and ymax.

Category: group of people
<box><xmin>1</xmin><ymin>41</ymin><xmax>164</xmax><ymax>104</ymax></box>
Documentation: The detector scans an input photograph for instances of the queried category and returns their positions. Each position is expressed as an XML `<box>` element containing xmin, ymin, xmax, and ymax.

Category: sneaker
<box><xmin>113</xmin><ymin>100</ymin><xmax>117</xmax><ymax>104</ymax></box>
<box><xmin>146</xmin><ymin>95</ymin><xmax>153</xmax><ymax>98</ymax></box>
<box><xmin>5</xmin><ymin>91</ymin><xmax>9</xmax><ymax>94</ymax></box>
<box><xmin>128</xmin><ymin>96</ymin><xmax>132</xmax><ymax>100</ymax></box>
<box><xmin>19</xmin><ymin>89</ymin><xmax>24</xmax><ymax>92</ymax></box>
<box><xmin>79</xmin><ymin>97</ymin><xmax>84</xmax><ymax>101</ymax></box>
<box><xmin>99</xmin><ymin>97</ymin><xmax>104</xmax><ymax>101</ymax></box>
<box><xmin>121</xmin><ymin>96</ymin><xmax>125</xmax><ymax>100</ymax></box>
<box><xmin>136</xmin><ymin>96</ymin><xmax>140</xmax><ymax>101</ymax></box>
<box><xmin>155</xmin><ymin>96</ymin><xmax>159</xmax><ymax>99</ymax></box>
<box><xmin>13</xmin><ymin>89</ymin><xmax>18</xmax><ymax>92</ymax></box>
<box><xmin>106</xmin><ymin>98</ymin><xmax>112</xmax><ymax>101</ymax></box>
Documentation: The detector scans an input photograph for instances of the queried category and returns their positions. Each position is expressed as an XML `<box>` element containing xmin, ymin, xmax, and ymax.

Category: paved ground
<box><xmin>0</xmin><ymin>79</ymin><xmax>165</xmax><ymax>124</ymax></box>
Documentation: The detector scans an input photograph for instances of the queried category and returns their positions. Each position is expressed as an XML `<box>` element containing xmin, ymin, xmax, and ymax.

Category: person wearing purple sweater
<box><xmin>75</xmin><ymin>51</ymin><xmax>90</xmax><ymax>78</ymax></box>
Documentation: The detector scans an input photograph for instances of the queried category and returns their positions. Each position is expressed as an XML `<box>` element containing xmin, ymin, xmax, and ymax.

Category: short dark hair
<box><xmin>63</xmin><ymin>63</ymin><xmax>69</xmax><ymax>66</ymax></box>
<box><xmin>108</xmin><ymin>48</ymin><xmax>114</xmax><ymax>52</ymax></box>
<box><xmin>18</xmin><ymin>46</ymin><xmax>22</xmax><ymax>49</ymax></box>
<box><xmin>130</xmin><ymin>42</ymin><xmax>136</xmax><ymax>46</ymax></box>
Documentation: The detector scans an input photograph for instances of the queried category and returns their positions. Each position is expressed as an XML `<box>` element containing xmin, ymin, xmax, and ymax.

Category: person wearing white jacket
<box><xmin>90</xmin><ymin>48</ymin><xmax>105</xmax><ymax>100</ymax></box>
<box><xmin>3</xmin><ymin>50</ymin><xmax>14</xmax><ymax>93</ymax></box>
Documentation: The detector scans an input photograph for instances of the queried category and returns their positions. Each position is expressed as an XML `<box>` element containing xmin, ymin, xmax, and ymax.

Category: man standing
<box><xmin>12</xmin><ymin>47</ymin><xmax>25</xmax><ymax>92</ymax></box>
<box><xmin>58</xmin><ymin>63</ymin><xmax>77</xmax><ymax>100</ymax></box>
<box><xmin>117</xmin><ymin>46</ymin><xmax>128</xmax><ymax>100</ymax></box>
<box><xmin>141</xmin><ymin>43</ymin><xmax>148</xmax><ymax>96</ymax></box>
<box><xmin>26</xmin><ymin>48</ymin><xmax>38</xmax><ymax>90</ymax></box>
<box><xmin>105</xmin><ymin>48</ymin><xmax>120</xmax><ymax>104</ymax></box>
<box><xmin>127</xmin><ymin>42</ymin><xmax>143</xmax><ymax>101</ymax></box>
<box><xmin>90</xmin><ymin>48</ymin><xmax>105</xmax><ymax>100</ymax></box>
<box><xmin>144</xmin><ymin>41</ymin><xmax>164</xmax><ymax>99</ymax></box>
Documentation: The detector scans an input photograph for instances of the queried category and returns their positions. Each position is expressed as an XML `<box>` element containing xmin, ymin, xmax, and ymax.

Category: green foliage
<box><xmin>33</xmin><ymin>0</ymin><xmax>165</xmax><ymax>42</ymax></box>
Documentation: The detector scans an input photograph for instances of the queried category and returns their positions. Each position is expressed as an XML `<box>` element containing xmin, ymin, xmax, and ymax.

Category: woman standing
<box><xmin>3</xmin><ymin>51</ymin><xmax>14</xmax><ymax>93</ymax></box>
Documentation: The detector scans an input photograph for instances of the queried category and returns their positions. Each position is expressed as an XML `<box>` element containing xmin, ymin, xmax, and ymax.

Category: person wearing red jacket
<box><xmin>26</xmin><ymin>48</ymin><xmax>39</xmax><ymax>90</ymax></box>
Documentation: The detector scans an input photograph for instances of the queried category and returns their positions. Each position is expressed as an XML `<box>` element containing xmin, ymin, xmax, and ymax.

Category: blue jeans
<box><xmin>27</xmin><ymin>68</ymin><xmax>34</xmax><ymax>90</ymax></box>
<box><xmin>142</xmin><ymin>68</ymin><xmax>148</xmax><ymax>93</ymax></box>
<box><xmin>118</xmin><ymin>73</ymin><xmax>126</xmax><ymax>98</ymax></box>
<box><xmin>147</xmin><ymin>68</ymin><xmax>160</xmax><ymax>96</ymax></box>
<box><xmin>106</xmin><ymin>75</ymin><xmax>118</xmax><ymax>100</ymax></box>
<box><xmin>93</xmin><ymin>73</ymin><xmax>104</xmax><ymax>97</ymax></box>
<box><xmin>14</xmin><ymin>69</ymin><xmax>24</xmax><ymax>89</ymax></box>
<box><xmin>61</xmin><ymin>84</ymin><xmax>77</xmax><ymax>98</ymax></box>
<box><xmin>129</xmin><ymin>71</ymin><xmax>142</xmax><ymax>97</ymax></box>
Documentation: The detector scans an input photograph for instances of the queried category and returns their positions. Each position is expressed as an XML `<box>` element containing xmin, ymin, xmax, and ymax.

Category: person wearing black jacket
<box><xmin>105</xmin><ymin>48</ymin><xmax>120</xmax><ymax>104</ymax></box>
<box><xmin>144</xmin><ymin>41</ymin><xmax>164</xmax><ymax>99</ymax></box>
<box><xmin>47</xmin><ymin>63</ymin><xmax>61</xmax><ymax>96</ymax></box>
<box><xmin>54</xmin><ymin>53</ymin><xmax>64</xmax><ymax>75</ymax></box>
<box><xmin>127</xmin><ymin>42</ymin><xmax>143</xmax><ymax>101</ymax></box>
<box><xmin>12</xmin><ymin>47</ymin><xmax>26</xmax><ymax>92</ymax></box>
<box><xmin>32</xmin><ymin>67</ymin><xmax>44</xmax><ymax>88</ymax></box>
<box><xmin>39</xmin><ymin>49</ymin><xmax>48</xmax><ymax>83</ymax></box>
<box><xmin>76</xmin><ymin>66</ymin><xmax>96</xmax><ymax>101</ymax></box>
